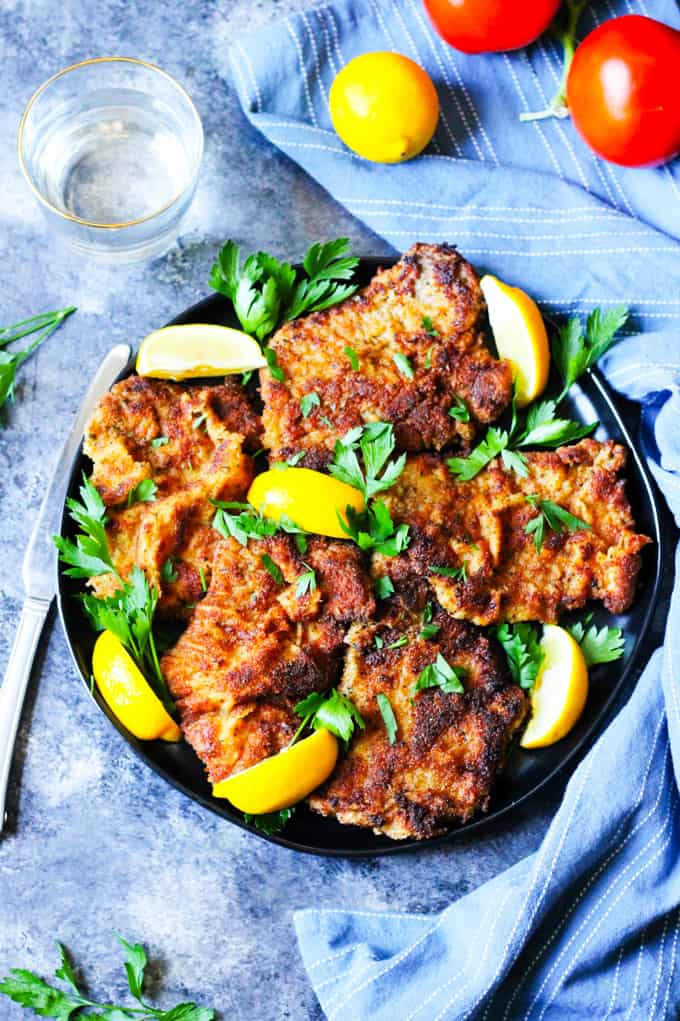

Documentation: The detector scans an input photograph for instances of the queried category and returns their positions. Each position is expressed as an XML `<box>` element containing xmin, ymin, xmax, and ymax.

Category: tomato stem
<box><xmin>519</xmin><ymin>0</ymin><xmax>590</xmax><ymax>123</ymax></box>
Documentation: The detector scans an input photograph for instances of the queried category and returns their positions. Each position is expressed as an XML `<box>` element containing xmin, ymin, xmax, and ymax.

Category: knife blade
<box><xmin>0</xmin><ymin>343</ymin><xmax>131</xmax><ymax>832</ymax></box>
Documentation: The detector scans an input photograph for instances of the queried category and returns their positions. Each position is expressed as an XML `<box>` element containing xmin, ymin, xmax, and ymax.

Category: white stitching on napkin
<box><xmin>301</xmin><ymin>10</ymin><xmax>329</xmax><ymax>107</ymax></box>
<box><xmin>234</xmin><ymin>40</ymin><xmax>263</xmax><ymax>114</ymax></box>
<box><xmin>315</xmin><ymin>9</ymin><xmax>338</xmax><ymax>78</ymax></box>
<box><xmin>284</xmin><ymin>18</ymin><xmax>318</xmax><ymax>126</ymax></box>
<box><xmin>659</xmin><ymin>906</ymin><xmax>680</xmax><ymax>1020</ymax></box>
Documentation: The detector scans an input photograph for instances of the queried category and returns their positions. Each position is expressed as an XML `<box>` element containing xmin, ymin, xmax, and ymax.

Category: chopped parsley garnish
<box><xmin>287</xmin><ymin>450</ymin><xmax>306</xmax><ymax>466</ymax></box>
<box><xmin>126</xmin><ymin>478</ymin><xmax>158</xmax><ymax>507</ymax></box>
<box><xmin>261</xmin><ymin>553</ymin><xmax>284</xmax><ymax>585</ymax></box>
<box><xmin>319</xmin><ymin>414</ymin><xmax>333</xmax><ymax>428</ymax></box>
<box><xmin>199</xmin><ymin>566</ymin><xmax>208</xmax><ymax>593</ymax></box>
<box><xmin>300</xmin><ymin>391</ymin><xmax>320</xmax><ymax>418</ymax></box>
<box><xmin>420</xmin><ymin>623</ymin><xmax>441</xmax><ymax>640</ymax></box>
<box><xmin>295</xmin><ymin>565</ymin><xmax>317</xmax><ymax>598</ymax></box>
<box><xmin>568</xmin><ymin>614</ymin><xmax>625</xmax><ymax>665</ymax></box>
<box><xmin>0</xmin><ymin>937</ymin><xmax>215</xmax><ymax>1020</ymax></box>
<box><xmin>448</xmin><ymin>396</ymin><xmax>470</xmax><ymax>423</ymax></box>
<box><xmin>161</xmin><ymin>556</ymin><xmax>179</xmax><ymax>583</ymax></box>
<box><xmin>374</xmin><ymin>575</ymin><xmax>395</xmax><ymax>600</ymax></box>
<box><xmin>345</xmin><ymin>345</ymin><xmax>359</xmax><ymax>370</ymax></box>
<box><xmin>494</xmin><ymin>622</ymin><xmax>544</xmax><ymax>690</ymax></box>
<box><xmin>414</xmin><ymin>654</ymin><xmax>466</xmax><ymax>696</ymax></box>
<box><xmin>393</xmin><ymin>352</ymin><xmax>414</xmax><ymax>380</ymax></box>
<box><xmin>524</xmin><ymin>495</ymin><xmax>590</xmax><ymax>551</ymax></box>
<box><xmin>387</xmin><ymin>635</ymin><xmax>408</xmax><ymax>650</ymax></box>
<box><xmin>243</xmin><ymin>806</ymin><xmax>296</xmax><ymax>835</ymax></box>
<box><xmin>212</xmin><ymin>502</ymin><xmax>279</xmax><ymax>547</ymax></box>
<box><xmin>293</xmin><ymin>688</ymin><xmax>365</xmax><ymax>744</ymax></box>
<box><xmin>430</xmin><ymin>563</ymin><xmax>467</xmax><ymax>582</ymax></box>
<box><xmin>424</xmin><ymin>345</ymin><xmax>435</xmax><ymax>370</ymax></box>
<box><xmin>241</xmin><ymin>369</ymin><xmax>254</xmax><ymax>386</ymax></box>
<box><xmin>340</xmin><ymin>500</ymin><xmax>410</xmax><ymax>557</ymax></box>
<box><xmin>209</xmin><ymin>237</ymin><xmax>358</xmax><ymax>344</ymax></box>
<box><xmin>377</xmin><ymin>693</ymin><xmax>398</xmax><ymax>745</ymax></box>
<box><xmin>422</xmin><ymin>315</ymin><xmax>439</xmax><ymax>338</ymax></box>
<box><xmin>193</xmin><ymin>411</ymin><xmax>208</xmax><ymax>430</ymax></box>
<box><xmin>151</xmin><ymin>435</ymin><xmax>169</xmax><ymax>448</ymax></box>
<box><xmin>374</xmin><ymin>635</ymin><xmax>384</xmax><ymax>650</ymax></box>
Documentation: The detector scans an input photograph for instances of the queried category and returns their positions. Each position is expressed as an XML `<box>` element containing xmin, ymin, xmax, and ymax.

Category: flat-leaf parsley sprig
<box><xmin>0</xmin><ymin>306</ymin><xmax>76</xmax><ymax>421</ymax></box>
<box><xmin>524</xmin><ymin>495</ymin><xmax>591</xmax><ymax>552</ymax></box>
<box><xmin>0</xmin><ymin>936</ymin><xmax>215</xmax><ymax>1020</ymax></box>
<box><xmin>567</xmin><ymin>614</ymin><xmax>625</xmax><ymax>665</ymax></box>
<box><xmin>448</xmin><ymin>304</ymin><xmax>628</xmax><ymax>482</ymax></box>
<box><xmin>54</xmin><ymin>475</ymin><xmax>172</xmax><ymax>711</ymax></box>
<box><xmin>209</xmin><ymin>237</ymin><xmax>359</xmax><ymax>346</ymax></box>
<box><xmin>293</xmin><ymin>688</ymin><xmax>365</xmax><ymax>745</ymax></box>
<box><xmin>494</xmin><ymin>622</ymin><xmax>544</xmax><ymax>690</ymax></box>
<box><xmin>329</xmin><ymin>422</ymin><xmax>411</xmax><ymax>557</ymax></box>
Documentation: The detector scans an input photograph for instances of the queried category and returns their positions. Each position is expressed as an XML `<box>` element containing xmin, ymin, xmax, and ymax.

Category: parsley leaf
<box><xmin>127</xmin><ymin>478</ymin><xmax>158</xmax><ymax>507</ymax></box>
<box><xmin>422</xmin><ymin>315</ymin><xmax>439</xmax><ymax>338</ymax></box>
<box><xmin>151</xmin><ymin>435</ymin><xmax>169</xmax><ymax>448</ymax></box>
<box><xmin>287</xmin><ymin>450</ymin><xmax>306</xmax><ymax>466</ymax></box>
<box><xmin>345</xmin><ymin>346</ymin><xmax>359</xmax><ymax>371</ymax></box>
<box><xmin>414</xmin><ymin>654</ymin><xmax>467</xmax><ymax>696</ymax></box>
<box><xmin>500</xmin><ymin>448</ymin><xmax>529</xmax><ymax>477</ymax></box>
<box><xmin>0</xmin><ymin>939</ymin><xmax>214</xmax><ymax>1020</ymax></box>
<box><xmin>0</xmin><ymin>306</ymin><xmax>75</xmax><ymax>421</ymax></box>
<box><xmin>420</xmin><ymin>623</ymin><xmax>441</xmax><ymax>640</ymax></box>
<box><xmin>295</xmin><ymin>565</ymin><xmax>317</xmax><ymax>598</ymax></box>
<box><xmin>568</xmin><ymin>616</ymin><xmax>625</xmax><ymax>666</ymax></box>
<box><xmin>340</xmin><ymin>500</ymin><xmax>410</xmax><ymax>557</ymax></box>
<box><xmin>393</xmin><ymin>352</ymin><xmax>414</xmax><ymax>380</ymax></box>
<box><xmin>525</xmin><ymin>495</ymin><xmax>591</xmax><ymax>551</ymax></box>
<box><xmin>430</xmin><ymin>563</ymin><xmax>467</xmax><ymax>582</ymax></box>
<box><xmin>377</xmin><ymin>693</ymin><xmax>398</xmax><ymax>745</ymax></box>
<box><xmin>387</xmin><ymin>635</ymin><xmax>408</xmax><ymax>650</ymax></box>
<box><xmin>261</xmin><ymin>553</ymin><xmax>284</xmax><ymax>585</ymax></box>
<box><xmin>81</xmin><ymin>566</ymin><xmax>173</xmax><ymax>714</ymax></box>
<box><xmin>448</xmin><ymin>396</ymin><xmax>470</xmax><ymax>423</ymax></box>
<box><xmin>294</xmin><ymin>688</ymin><xmax>365</xmax><ymax>743</ymax></box>
<box><xmin>552</xmin><ymin>305</ymin><xmax>629</xmax><ymax>398</ymax></box>
<box><xmin>494</xmin><ymin>622</ymin><xmax>544</xmax><ymax>690</ymax></box>
<box><xmin>424</xmin><ymin>346</ymin><xmax>435</xmax><ymax>370</ymax></box>
<box><xmin>329</xmin><ymin>421</ymin><xmax>406</xmax><ymax>501</ymax></box>
<box><xmin>448</xmin><ymin>428</ymin><xmax>508</xmax><ymax>481</ymax></box>
<box><xmin>374</xmin><ymin>575</ymin><xmax>394</xmax><ymax>599</ymax></box>
<box><xmin>53</xmin><ymin>474</ymin><xmax>115</xmax><ymax>578</ymax></box>
<box><xmin>243</xmin><ymin>806</ymin><xmax>296</xmax><ymax>835</ymax></box>
<box><xmin>264</xmin><ymin>346</ymin><xmax>285</xmax><ymax>382</ymax></box>
<box><xmin>300</xmin><ymin>391</ymin><xmax>320</xmax><ymax>418</ymax></box>
<box><xmin>209</xmin><ymin>238</ymin><xmax>358</xmax><ymax>344</ymax></box>
<box><xmin>517</xmin><ymin>399</ymin><xmax>596</xmax><ymax>449</ymax></box>
<box><xmin>212</xmin><ymin>504</ymin><xmax>279</xmax><ymax>547</ymax></box>
<box><xmin>161</xmin><ymin>557</ymin><xmax>179</xmax><ymax>583</ymax></box>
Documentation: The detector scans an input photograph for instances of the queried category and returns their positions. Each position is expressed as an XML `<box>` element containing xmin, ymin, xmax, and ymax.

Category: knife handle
<box><xmin>0</xmin><ymin>596</ymin><xmax>50</xmax><ymax>833</ymax></box>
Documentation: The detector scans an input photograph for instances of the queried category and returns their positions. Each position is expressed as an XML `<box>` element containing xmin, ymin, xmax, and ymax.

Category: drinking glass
<box><xmin>18</xmin><ymin>57</ymin><xmax>204</xmax><ymax>262</ymax></box>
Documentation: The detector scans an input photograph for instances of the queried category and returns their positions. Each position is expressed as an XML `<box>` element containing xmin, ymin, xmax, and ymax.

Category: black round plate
<box><xmin>57</xmin><ymin>258</ymin><xmax>671</xmax><ymax>856</ymax></box>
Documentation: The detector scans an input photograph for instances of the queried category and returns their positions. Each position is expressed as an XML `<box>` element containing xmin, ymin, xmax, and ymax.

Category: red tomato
<box><xmin>567</xmin><ymin>15</ymin><xmax>680</xmax><ymax>168</ymax></box>
<box><xmin>423</xmin><ymin>0</ymin><xmax>561</xmax><ymax>54</ymax></box>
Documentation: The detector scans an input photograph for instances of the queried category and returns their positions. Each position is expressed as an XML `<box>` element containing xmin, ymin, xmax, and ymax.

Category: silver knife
<box><xmin>0</xmin><ymin>343</ymin><xmax>131</xmax><ymax>833</ymax></box>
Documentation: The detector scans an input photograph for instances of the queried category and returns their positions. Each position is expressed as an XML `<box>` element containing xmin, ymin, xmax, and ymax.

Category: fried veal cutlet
<box><xmin>309</xmin><ymin>598</ymin><xmax>528</xmax><ymax>839</ymax></box>
<box><xmin>161</xmin><ymin>534</ymin><xmax>375</xmax><ymax>782</ymax></box>
<box><xmin>260</xmin><ymin>243</ymin><xmax>512</xmax><ymax>468</ymax></box>
<box><xmin>374</xmin><ymin>439</ymin><xmax>650</xmax><ymax>626</ymax></box>
<box><xmin>84</xmin><ymin>377</ymin><xmax>259</xmax><ymax>614</ymax></box>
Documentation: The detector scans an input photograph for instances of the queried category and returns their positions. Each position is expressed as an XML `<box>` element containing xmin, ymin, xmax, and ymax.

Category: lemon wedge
<box><xmin>92</xmin><ymin>630</ymin><xmax>181</xmax><ymax>742</ymax></box>
<box><xmin>520</xmin><ymin>624</ymin><xmax>589</xmax><ymax>749</ymax></box>
<box><xmin>480</xmin><ymin>275</ymin><xmax>550</xmax><ymax>407</ymax></box>
<box><xmin>136</xmin><ymin>323</ymin><xmax>267</xmax><ymax>380</ymax></box>
<box><xmin>212</xmin><ymin>729</ymin><xmax>339</xmax><ymax>813</ymax></box>
<box><xmin>247</xmin><ymin>467</ymin><xmax>364</xmax><ymax>539</ymax></box>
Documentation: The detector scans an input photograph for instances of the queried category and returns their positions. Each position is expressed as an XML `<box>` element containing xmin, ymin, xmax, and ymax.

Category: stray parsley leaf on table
<box><xmin>377</xmin><ymin>693</ymin><xmax>398</xmax><ymax>745</ymax></box>
<box><xmin>568</xmin><ymin>615</ymin><xmax>625</xmax><ymax>665</ymax></box>
<box><xmin>414</xmin><ymin>654</ymin><xmax>467</xmax><ymax>696</ymax></box>
<box><xmin>294</xmin><ymin>688</ymin><xmax>365</xmax><ymax>744</ymax></box>
<box><xmin>524</xmin><ymin>495</ymin><xmax>591</xmax><ymax>551</ymax></box>
<box><xmin>0</xmin><ymin>306</ymin><xmax>75</xmax><ymax>422</ymax></box>
<box><xmin>209</xmin><ymin>237</ymin><xmax>358</xmax><ymax>345</ymax></box>
<box><xmin>0</xmin><ymin>936</ymin><xmax>215</xmax><ymax>1020</ymax></box>
<box><xmin>494</xmin><ymin>622</ymin><xmax>544</xmax><ymax>690</ymax></box>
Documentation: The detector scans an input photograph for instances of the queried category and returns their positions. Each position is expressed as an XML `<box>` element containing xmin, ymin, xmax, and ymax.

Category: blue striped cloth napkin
<box><xmin>229</xmin><ymin>1</ymin><xmax>680</xmax><ymax>1016</ymax></box>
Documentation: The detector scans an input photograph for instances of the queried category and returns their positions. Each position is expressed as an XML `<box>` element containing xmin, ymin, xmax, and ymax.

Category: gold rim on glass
<box><xmin>17</xmin><ymin>56</ymin><xmax>204</xmax><ymax>230</ymax></box>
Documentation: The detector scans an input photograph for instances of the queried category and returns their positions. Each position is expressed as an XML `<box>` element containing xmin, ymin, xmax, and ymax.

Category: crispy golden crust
<box><xmin>84</xmin><ymin>377</ymin><xmax>257</xmax><ymax>615</ymax></box>
<box><xmin>308</xmin><ymin>601</ymin><xmax>528</xmax><ymax>839</ymax></box>
<box><xmin>260</xmin><ymin>244</ymin><xmax>512</xmax><ymax>468</ymax></box>
<box><xmin>161</xmin><ymin>535</ymin><xmax>375</xmax><ymax>782</ymax></box>
<box><xmin>374</xmin><ymin>440</ymin><xmax>651</xmax><ymax>625</ymax></box>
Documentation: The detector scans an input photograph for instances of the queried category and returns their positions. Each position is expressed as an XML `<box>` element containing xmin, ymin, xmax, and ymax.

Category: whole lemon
<box><xmin>329</xmin><ymin>51</ymin><xmax>439</xmax><ymax>163</ymax></box>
